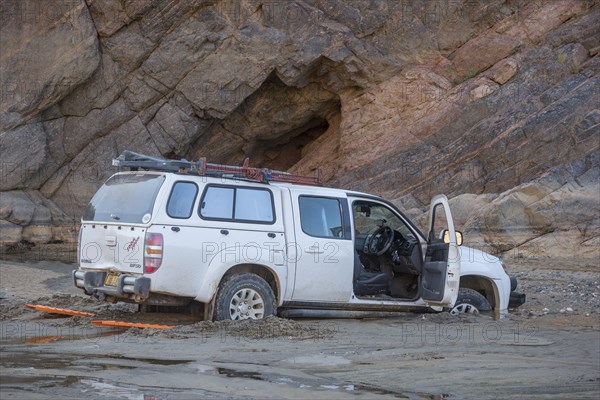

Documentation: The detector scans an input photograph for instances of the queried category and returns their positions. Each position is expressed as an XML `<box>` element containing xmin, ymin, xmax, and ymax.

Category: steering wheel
<box><xmin>363</xmin><ymin>226</ymin><xmax>394</xmax><ymax>256</ymax></box>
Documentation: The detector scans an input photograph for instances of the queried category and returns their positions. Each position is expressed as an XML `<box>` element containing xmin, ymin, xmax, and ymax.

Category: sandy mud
<box><xmin>1</xmin><ymin>258</ymin><xmax>598</xmax><ymax>399</ymax></box>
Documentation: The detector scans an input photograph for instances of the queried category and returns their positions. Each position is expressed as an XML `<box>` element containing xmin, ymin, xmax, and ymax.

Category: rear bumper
<box><xmin>73</xmin><ymin>270</ymin><xmax>150</xmax><ymax>301</ymax></box>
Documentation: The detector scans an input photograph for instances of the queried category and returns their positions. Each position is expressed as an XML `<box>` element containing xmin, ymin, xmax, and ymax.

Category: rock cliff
<box><xmin>1</xmin><ymin>0</ymin><xmax>598</xmax><ymax>262</ymax></box>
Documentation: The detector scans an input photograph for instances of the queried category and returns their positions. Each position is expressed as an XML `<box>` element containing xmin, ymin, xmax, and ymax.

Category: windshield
<box><xmin>82</xmin><ymin>174</ymin><xmax>165</xmax><ymax>223</ymax></box>
<box><xmin>352</xmin><ymin>200</ymin><xmax>416</xmax><ymax>240</ymax></box>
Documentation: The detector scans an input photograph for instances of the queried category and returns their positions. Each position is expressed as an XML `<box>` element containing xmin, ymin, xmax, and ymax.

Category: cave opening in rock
<box><xmin>253</xmin><ymin>117</ymin><xmax>330</xmax><ymax>171</ymax></box>
<box><xmin>231</xmin><ymin>71</ymin><xmax>342</xmax><ymax>172</ymax></box>
<box><xmin>190</xmin><ymin>71</ymin><xmax>341</xmax><ymax>173</ymax></box>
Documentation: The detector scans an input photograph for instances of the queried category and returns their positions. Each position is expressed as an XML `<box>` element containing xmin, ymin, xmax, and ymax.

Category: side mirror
<box><xmin>442</xmin><ymin>229</ymin><xmax>463</xmax><ymax>246</ymax></box>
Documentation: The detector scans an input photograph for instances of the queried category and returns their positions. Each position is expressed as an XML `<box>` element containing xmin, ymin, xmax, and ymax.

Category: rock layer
<box><xmin>0</xmin><ymin>0</ymin><xmax>598</xmax><ymax>261</ymax></box>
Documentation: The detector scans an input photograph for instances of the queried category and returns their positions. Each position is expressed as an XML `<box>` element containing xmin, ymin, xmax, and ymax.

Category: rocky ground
<box><xmin>1</xmin><ymin>255</ymin><xmax>598</xmax><ymax>399</ymax></box>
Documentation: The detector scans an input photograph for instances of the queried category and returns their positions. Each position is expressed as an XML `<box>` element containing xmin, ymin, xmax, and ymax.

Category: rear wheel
<box><xmin>449</xmin><ymin>288</ymin><xmax>491</xmax><ymax>315</ymax></box>
<box><xmin>214</xmin><ymin>273</ymin><xmax>276</xmax><ymax>321</ymax></box>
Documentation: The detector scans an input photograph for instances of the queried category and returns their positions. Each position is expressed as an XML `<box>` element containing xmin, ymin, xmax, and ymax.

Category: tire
<box><xmin>448</xmin><ymin>288</ymin><xmax>492</xmax><ymax>315</ymax></box>
<box><xmin>214</xmin><ymin>273</ymin><xmax>276</xmax><ymax>321</ymax></box>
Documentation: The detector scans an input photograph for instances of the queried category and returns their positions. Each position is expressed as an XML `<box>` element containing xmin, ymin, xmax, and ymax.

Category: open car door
<box><xmin>420</xmin><ymin>195</ymin><xmax>460</xmax><ymax>306</ymax></box>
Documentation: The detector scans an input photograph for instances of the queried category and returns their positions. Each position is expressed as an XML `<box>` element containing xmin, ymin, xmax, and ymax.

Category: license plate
<box><xmin>104</xmin><ymin>273</ymin><xmax>119</xmax><ymax>287</ymax></box>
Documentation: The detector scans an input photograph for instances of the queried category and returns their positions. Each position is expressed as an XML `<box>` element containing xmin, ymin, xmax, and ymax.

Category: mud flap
<box><xmin>204</xmin><ymin>298</ymin><xmax>216</xmax><ymax>321</ymax></box>
<box><xmin>133</xmin><ymin>277</ymin><xmax>150</xmax><ymax>297</ymax></box>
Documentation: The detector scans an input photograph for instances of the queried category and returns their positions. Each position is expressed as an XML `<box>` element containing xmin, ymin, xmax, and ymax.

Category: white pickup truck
<box><xmin>73</xmin><ymin>152</ymin><xmax>525</xmax><ymax>320</ymax></box>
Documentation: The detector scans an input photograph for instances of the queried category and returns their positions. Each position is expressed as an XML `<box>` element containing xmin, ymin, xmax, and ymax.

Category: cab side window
<box><xmin>166</xmin><ymin>182</ymin><xmax>198</xmax><ymax>219</ymax></box>
<box><xmin>200</xmin><ymin>187</ymin><xmax>234</xmax><ymax>219</ymax></box>
<box><xmin>199</xmin><ymin>185</ymin><xmax>275</xmax><ymax>224</ymax></box>
<box><xmin>299</xmin><ymin>196</ymin><xmax>346</xmax><ymax>239</ymax></box>
<box><xmin>235</xmin><ymin>188</ymin><xmax>273</xmax><ymax>222</ymax></box>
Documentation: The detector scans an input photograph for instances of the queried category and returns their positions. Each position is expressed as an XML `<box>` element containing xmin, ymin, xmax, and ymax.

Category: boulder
<box><xmin>0</xmin><ymin>191</ymin><xmax>36</xmax><ymax>225</ymax></box>
<box><xmin>0</xmin><ymin>220</ymin><xmax>22</xmax><ymax>246</ymax></box>
<box><xmin>463</xmin><ymin>153</ymin><xmax>600</xmax><ymax>260</ymax></box>
<box><xmin>22</xmin><ymin>224</ymin><xmax>53</xmax><ymax>244</ymax></box>
<box><xmin>448</xmin><ymin>193</ymin><xmax>496</xmax><ymax>230</ymax></box>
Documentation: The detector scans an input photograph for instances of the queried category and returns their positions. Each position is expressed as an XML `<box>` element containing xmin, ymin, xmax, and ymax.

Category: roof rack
<box><xmin>112</xmin><ymin>150</ymin><xmax>323</xmax><ymax>186</ymax></box>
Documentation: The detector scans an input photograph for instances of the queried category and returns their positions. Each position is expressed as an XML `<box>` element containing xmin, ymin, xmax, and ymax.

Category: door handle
<box><xmin>268</xmin><ymin>233</ymin><xmax>276</xmax><ymax>238</ymax></box>
<box><xmin>171</xmin><ymin>227</ymin><xmax>180</xmax><ymax>232</ymax></box>
<box><xmin>220</xmin><ymin>229</ymin><xmax>229</xmax><ymax>235</ymax></box>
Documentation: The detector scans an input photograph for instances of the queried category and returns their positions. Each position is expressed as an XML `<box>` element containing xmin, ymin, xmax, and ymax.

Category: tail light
<box><xmin>144</xmin><ymin>233</ymin><xmax>163</xmax><ymax>273</ymax></box>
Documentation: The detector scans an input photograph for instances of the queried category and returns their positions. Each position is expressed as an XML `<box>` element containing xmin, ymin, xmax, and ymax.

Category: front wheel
<box><xmin>448</xmin><ymin>288</ymin><xmax>492</xmax><ymax>315</ymax></box>
<box><xmin>214</xmin><ymin>273</ymin><xmax>276</xmax><ymax>321</ymax></box>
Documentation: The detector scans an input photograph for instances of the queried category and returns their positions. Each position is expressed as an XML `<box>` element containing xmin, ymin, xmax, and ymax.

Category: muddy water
<box><xmin>0</xmin><ymin>345</ymin><xmax>445</xmax><ymax>399</ymax></box>
<box><xmin>1</xmin><ymin>351</ymin><xmax>205</xmax><ymax>400</ymax></box>
<box><xmin>2</xmin><ymin>314</ymin><xmax>598</xmax><ymax>399</ymax></box>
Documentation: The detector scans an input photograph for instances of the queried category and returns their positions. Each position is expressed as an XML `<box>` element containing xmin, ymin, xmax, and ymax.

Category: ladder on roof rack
<box><xmin>112</xmin><ymin>150</ymin><xmax>323</xmax><ymax>186</ymax></box>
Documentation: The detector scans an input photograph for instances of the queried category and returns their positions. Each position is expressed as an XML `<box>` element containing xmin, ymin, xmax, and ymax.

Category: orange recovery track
<box><xmin>24</xmin><ymin>304</ymin><xmax>176</xmax><ymax>329</ymax></box>
<box><xmin>24</xmin><ymin>304</ymin><xmax>96</xmax><ymax>317</ymax></box>
<box><xmin>91</xmin><ymin>320</ymin><xmax>175</xmax><ymax>329</ymax></box>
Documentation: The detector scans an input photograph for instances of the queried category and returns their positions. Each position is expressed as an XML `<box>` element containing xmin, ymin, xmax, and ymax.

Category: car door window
<box><xmin>299</xmin><ymin>196</ymin><xmax>344</xmax><ymax>238</ymax></box>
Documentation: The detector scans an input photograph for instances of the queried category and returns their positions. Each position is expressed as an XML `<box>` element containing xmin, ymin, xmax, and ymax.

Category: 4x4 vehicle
<box><xmin>73</xmin><ymin>152</ymin><xmax>525</xmax><ymax>320</ymax></box>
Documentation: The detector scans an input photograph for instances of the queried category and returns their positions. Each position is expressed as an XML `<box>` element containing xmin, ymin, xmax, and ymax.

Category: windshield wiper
<box><xmin>110</xmin><ymin>214</ymin><xmax>121</xmax><ymax>221</ymax></box>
